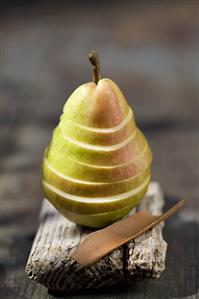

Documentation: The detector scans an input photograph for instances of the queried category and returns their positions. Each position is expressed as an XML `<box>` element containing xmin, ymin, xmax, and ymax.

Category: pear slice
<box><xmin>55</xmin><ymin>203</ymin><xmax>137</xmax><ymax>228</ymax></box>
<box><xmin>59</xmin><ymin>108</ymin><xmax>136</xmax><ymax>146</ymax></box>
<box><xmin>47</xmin><ymin>126</ymin><xmax>148</xmax><ymax>167</ymax></box>
<box><xmin>43</xmin><ymin>157</ymin><xmax>150</xmax><ymax>197</ymax></box>
<box><xmin>41</xmin><ymin>51</ymin><xmax>153</xmax><ymax>227</ymax></box>
<box><xmin>42</xmin><ymin>175</ymin><xmax>150</xmax><ymax>214</ymax></box>
<box><xmin>44</xmin><ymin>144</ymin><xmax>151</xmax><ymax>183</ymax></box>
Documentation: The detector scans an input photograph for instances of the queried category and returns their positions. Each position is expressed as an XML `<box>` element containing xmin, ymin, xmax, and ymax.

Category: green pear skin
<box><xmin>42</xmin><ymin>77</ymin><xmax>152</xmax><ymax>228</ymax></box>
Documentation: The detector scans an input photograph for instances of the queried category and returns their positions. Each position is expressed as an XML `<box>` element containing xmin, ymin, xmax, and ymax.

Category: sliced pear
<box><xmin>41</xmin><ymin>52</ymin><xmax>153</xmax><ymax>227</ymax></box>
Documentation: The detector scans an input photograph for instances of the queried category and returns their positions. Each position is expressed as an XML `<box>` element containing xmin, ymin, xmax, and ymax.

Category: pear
<box><xmin>42</xmin><ymin>51</ymin><xmax>152</xmax><ymax>228</ymax></box>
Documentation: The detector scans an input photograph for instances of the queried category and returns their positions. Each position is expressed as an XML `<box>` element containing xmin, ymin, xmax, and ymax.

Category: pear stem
<box><xmin>89</xmin><ymin>51</ymin><xmax>101</xmax><ymax>84</ymax></box>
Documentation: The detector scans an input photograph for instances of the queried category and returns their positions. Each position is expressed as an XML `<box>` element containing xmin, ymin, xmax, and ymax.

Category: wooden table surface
<box><xmin>1</xmin><ymin>1</ymin><xmax>198</xmax><ymax>298</ymax></box>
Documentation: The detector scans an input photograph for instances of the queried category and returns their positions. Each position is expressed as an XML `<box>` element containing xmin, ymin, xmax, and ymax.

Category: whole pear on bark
<box><xmin>42</xmin><ymin>51</ymin><xmax>152</xmax><ymax>228</ymax></box>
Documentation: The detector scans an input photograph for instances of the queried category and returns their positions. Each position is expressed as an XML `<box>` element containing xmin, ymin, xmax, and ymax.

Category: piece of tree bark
<box><xmin>26</xmin><ymin>182</ymin><xmax>167</xmax><ymax>291</ymax></box>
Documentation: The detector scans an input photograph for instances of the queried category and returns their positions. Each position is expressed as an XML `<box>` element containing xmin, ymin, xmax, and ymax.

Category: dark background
<box><xmin>1</xmin><ymin>1</ymin><xmax>199</xmax><ymax>298</ymax></box>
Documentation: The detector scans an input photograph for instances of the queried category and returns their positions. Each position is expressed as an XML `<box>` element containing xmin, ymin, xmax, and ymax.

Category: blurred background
<box><xmin>1</xmin><ymin>1</ymin><xmax>199</xmax><ymax>298</ymax></box>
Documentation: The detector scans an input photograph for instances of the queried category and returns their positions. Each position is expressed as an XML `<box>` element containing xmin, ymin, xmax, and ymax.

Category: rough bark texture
<box><xmin>25</xmin><ymin>182</ymin><xmax>167</xmax><ymax>291</ymax></box>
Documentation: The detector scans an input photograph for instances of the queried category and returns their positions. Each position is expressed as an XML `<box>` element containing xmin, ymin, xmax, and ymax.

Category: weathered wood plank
<box><xmin>26</xmin><ymin>201</ymin><xmax>124</xmax><ymax>291</ymax></box>
<box><xmin>25</xmin><ymin>182</ymin><xmax>167</xmax><ymax>291</ymax></box>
